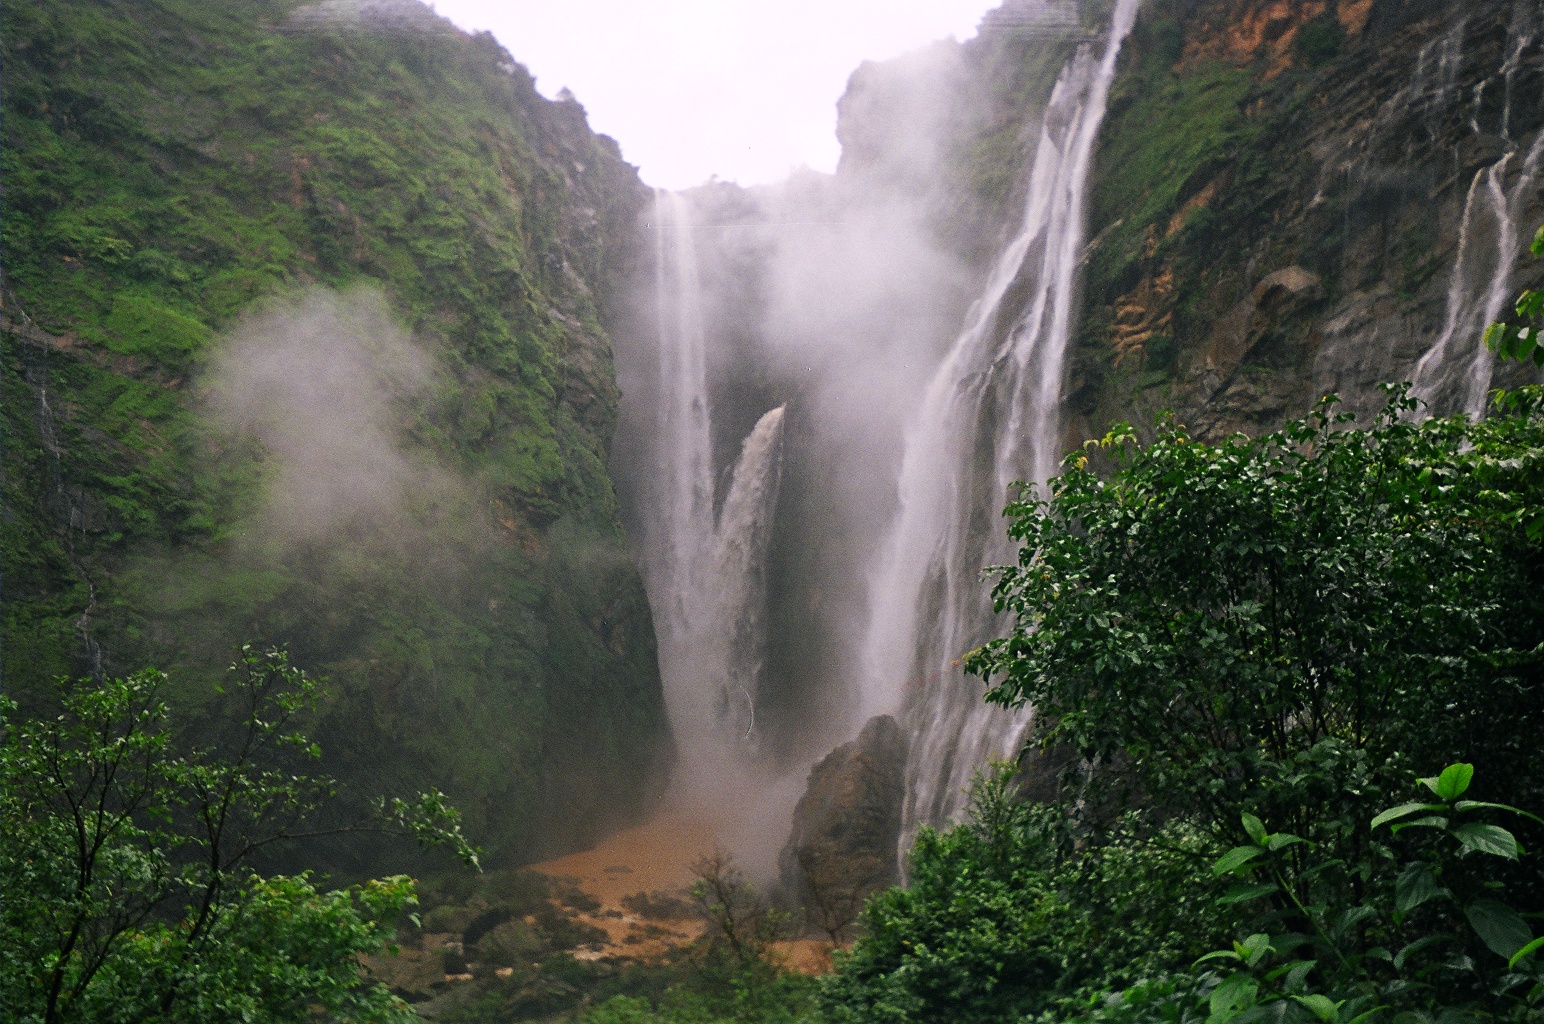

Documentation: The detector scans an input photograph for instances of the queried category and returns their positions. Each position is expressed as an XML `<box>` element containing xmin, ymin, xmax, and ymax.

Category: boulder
<box><xmin>778</xmin><ymin>716</ymin><xmax>908</xmax><ymax>939</ymax></box>
<box><xmin>1251</xmin><ymin>265</ymin><xmax>1324</xmax><ymax>310</ymax></box>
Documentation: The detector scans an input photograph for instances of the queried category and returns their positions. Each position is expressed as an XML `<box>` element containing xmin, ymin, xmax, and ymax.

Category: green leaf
<box><xmin>1451</xmin><ymin>823</ymin><xmax>1519</xmax><ymax>859</ymax></box>
<box><xmin>1453</xmin><ymin>801</ymin><xmax>1544</xmax><ymax>828</ymax></box>
<box><xmin>1465</xmin><ymin>899</ymin><xmax>1533</xmax><ymax>959</ymax></box>
<box><xmin>1334</xmin><ymin>905</ymin><xmax>1377</xmax><ymax>939</ymax></box>
<box><xmin>1371</xmin><ymin>802</ymin><xmax>1444</xmax><ymax>830</ymax></box>
<box><xmin>1389</xmin><ymin>815</ymin><xmax>1448</xmax><ymax>834</ymax></box>
<box><xmin>1509</xmin><ymin>935</ymin><xmax>1544</xmax><ymax>968</ymax></box>
<box><xmin>1395</xmin><ymin>862</ymin><xmax>1446</xmax><ymax>916</ymax></box>
<box><xmin>1285</xmin><ymin>959</ymin><xmax>1318</xmax><ymax>992</ymax></box>
<box><xmin>1239</xmin><ymin>932</ymin><xmax>1272</xmax><ymax>967</ymax></box>
<box><xmin>1293</xmin><ymin>994</ymin><xmax>1340</xmax><ymax>1023</ymax></box>
<box><xmin>1434</xmin><ymin>764</ymin><xmax>1474</xmax><ymax>801</ymax></box>
<box><xmin>1264</xmin><ymin>958</ymin><xmax>1317</xmax><ymax>988</ymax></box>
<box><xmin>1218</xmin><ymin>882</ymin><xmax>1280</xmax><ymax>906</ymax></box>
<box><xmin>1267</xmin><ymin>833</ymin><xmax>1306</xmax><ymax>852</ymax></box>
<box><xmin>1393</xmin><ymin>933</ymin><xmax>1450</xmax><ymax>970</ymax></box>
<box><xmin>1214</xmin><ymin>845</ymin><xmax>1265</xmax><ymax>876</ymax></box>
<box><xmin>1209</xmin><ymin>972</ymin><xmax>1259</xmax><ymax>1024</ymax></box>
<box><xmin>1345</xmin><ymin>1007</ymin><xmax>1390</xmax><ymax>1024</ymax></box>
<box><xmin>1242</xmin><ymin>813</ymin><xmax>1268</xmax><ymax>845</ymax></box>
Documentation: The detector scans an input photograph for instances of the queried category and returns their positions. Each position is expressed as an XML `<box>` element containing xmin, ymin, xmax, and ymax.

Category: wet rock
<box><xmin>779</xmin><ymin>715</ymin><xmax>908</xmax><ymax>939</ymax></box>
<box><xmin>1251</xmin><ymin>266</ymin><xmax>1324</xmax><ymax>309</ymax></box>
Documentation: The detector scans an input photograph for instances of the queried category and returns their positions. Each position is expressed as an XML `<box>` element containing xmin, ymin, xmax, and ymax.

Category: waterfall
<box><xmin>649</xmin><ymin>189</ymin><xmax>715</xmax><ymax>623</ymax></box>
<box><xmin>1410</xmin><ymin>8</ymin><xmax>1543</xmax><ymax>416</ymax></box>
<box><xmin>859</xmin><ymin>0</ymin><xmax>1142</xmax><ymax>848</ymax></box>
<box><xmin>1412</xmin><ymin>133</ymin><xmax>1544</xmax><ymax>415</ymax></box>
<box><xmin>28</xmin><ymin>367</ymin><xmax>104</xmax><ymax>679</ymax></box>
<box><xmin>711</xmin><ymin>406</ymin><xmax>788</xmax><ymax>751</ymax></box>
<box><xmin>642</xmin><ymin>188</ymin><xmax>787</xmax><ymax>799</ymax></box>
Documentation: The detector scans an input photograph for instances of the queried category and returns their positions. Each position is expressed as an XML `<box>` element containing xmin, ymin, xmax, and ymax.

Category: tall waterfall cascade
<box><xmin>859</xmin><ymin>0</ymin><xmax>1143</xmax><ymax>848</ymax></box>
<box><xmin>1409</xmin><ymin>10</ymin><xmax>1544</xmax><ymax>416</ymax></box>
<box><xmin>618</xmin><ymin>0</ymin><xmax>1541</xmax><ymax>870</ymax></box>
<box><xmin>642</xmin><ymin>189</ymin><xmax>788</xmax><ymax>801</ymax></box>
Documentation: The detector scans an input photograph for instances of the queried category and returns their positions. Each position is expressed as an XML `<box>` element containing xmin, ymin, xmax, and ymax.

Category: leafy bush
<box><xmin>0</xmin><ymin>646</ymin><xmax>476</xmax><ymax>1024</ymax></box>
<box><xmin>1051</xmin><ymin>765</ymin><xmax>1544</xmax><ymax>1024</ymax></box>
<box><xmin>818</xmin><ymin>766</ymin><xmax>1229</xmax><ymax>1024</ymax></box>
<box><xmin>817</xmin><ymin>381</ymin><xmax>1544</xmax><ymax>1024</ymax></box>
<box><xmin>970</xmin><ymin>387</ymin><xmax>1544</xmax><ymax>859</ymax></box>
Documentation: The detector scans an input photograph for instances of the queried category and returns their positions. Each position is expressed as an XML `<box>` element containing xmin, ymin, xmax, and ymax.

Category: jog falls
<box><xmin>4</xmin><ymin>1</ymin><xmax>1544</xmax><ymax>1023</ymax></box>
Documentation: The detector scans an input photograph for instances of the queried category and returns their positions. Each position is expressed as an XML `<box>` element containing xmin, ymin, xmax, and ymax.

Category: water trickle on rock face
<box><xmin>1407</xmin><ymin>7</ymin><xmax>1544</xmax><ymax>416</ymax></box>
<box><xmin>858</xmin><ymin>0</ymin><xmax>1143</xmax><ymax>850</ymax></box>
<box><xmin>642</xmin><ymin>189</ymin><xmax>787</xmax><ymax>801</ymax></box>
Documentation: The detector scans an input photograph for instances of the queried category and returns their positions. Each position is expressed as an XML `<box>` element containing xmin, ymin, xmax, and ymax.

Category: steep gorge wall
<box><xmin>1071</xmin><ymin>0</ymin><xmax>1544</xmax><ymax>441</ymax></box>
<box><xmin>1</xmin><ymin>0</ymin><xmax>669</xmax><ymax>866</ymax></box>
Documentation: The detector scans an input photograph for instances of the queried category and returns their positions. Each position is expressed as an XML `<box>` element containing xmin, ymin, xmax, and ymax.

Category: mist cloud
<box><xmin>203</xmin><ymin>286</ymin><xmax>450</xmax><ymax>552</ymax></box>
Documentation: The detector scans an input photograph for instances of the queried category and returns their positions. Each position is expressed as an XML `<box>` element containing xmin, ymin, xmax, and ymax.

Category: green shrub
<box><xmin>1295</xmin><ymin>17</ymin><xmax>1345</xmax><ymax>67</ymax></box>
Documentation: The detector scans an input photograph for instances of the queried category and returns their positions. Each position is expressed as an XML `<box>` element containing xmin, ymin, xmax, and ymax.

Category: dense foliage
<box><xmin>1</xmin><ymin>0</ymin><xmax>666</xmax><ymax>865</ymax></box>
<box><xmin>973</xmin><ymin>386</ymin><xmax>1544</xmax><ymax>847</ymax></box>
<box><xmin>0</xmin><ymin>647</ymin><xmax>476</xmax><ymax>1023</ymax></box>
<box><xmin>823</xmin><ymin>386</ymin><xmax>1544</xmax><ymax>1024</ymax></box>
<box><xmin>817</xmin><ymin>769</ymin><xmax>1225</xmax><ymax>1023</ymax></box>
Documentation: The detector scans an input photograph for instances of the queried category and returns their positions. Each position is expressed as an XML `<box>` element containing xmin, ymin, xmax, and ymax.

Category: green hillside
<box><xmin>1</xmin><ymin>0</ymin><xmax>669</xmax><ymax>866</ymax></box>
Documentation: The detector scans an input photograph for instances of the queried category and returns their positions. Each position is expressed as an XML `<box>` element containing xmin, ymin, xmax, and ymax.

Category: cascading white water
<box><xmin>647</xmin><ymin>189</ymin><xmax>716</xmax><ymax>766</ymax></box>
<box><xmin>1411</xmin><ymin>11</ymin><xmax>1544</xmax><ymax>416</ymax></box>
<box><xmin>711</xmin><ymin>406</ymin><xmax>788</xmax><ymax>751</ymax></box>
<box><xmin>859</xmin><ymin>0</ymin><xmax>1142</xmax><ymax>848</ymax></box>
<box><xmin>643</xmin><ymin>188</ymin><xmax>787</xmax><ymax>799</ymax></box>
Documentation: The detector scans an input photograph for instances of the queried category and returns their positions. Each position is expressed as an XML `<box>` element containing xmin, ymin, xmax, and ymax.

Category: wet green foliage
<box><xmin>1486</xmin><ymin>227</ymin><xmax>1544</xmax><ymax>367</ymax></box>
<box><xmin>816</xmin><ymin>768</ymin><xmax>1227</xmax><ymax>1024</ymax></box>
<box><xmin>1047</xmin><ymin>767</ymin><xmax>1544</xmax><ymax>1024</ymax></box>
<box><xmin>0</xmin><ymin>647</ymin><xmax>476</xmax><ymax>1024</ymax></box>
<box><xmin>973</xmin><ymin>387</ymin><xmax>1544</xmax><ymax>846</ymax></box>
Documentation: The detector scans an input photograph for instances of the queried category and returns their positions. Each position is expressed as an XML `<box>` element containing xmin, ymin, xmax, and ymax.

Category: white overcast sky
<box><xmin>429</xmin><ymin>1</ymin><xmax>997</xmax><ymax>190</ymax></box>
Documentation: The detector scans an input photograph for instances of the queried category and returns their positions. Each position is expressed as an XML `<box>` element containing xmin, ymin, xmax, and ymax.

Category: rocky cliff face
<box><xmin>1071</xmin><ymin>0</ymin><xmax>1544</xmax><ymax>441</ymax></box>
<box><xmin>1</xmin><ymin>0</ymin><xmax>668</xmax><ymax>867</ymax></box>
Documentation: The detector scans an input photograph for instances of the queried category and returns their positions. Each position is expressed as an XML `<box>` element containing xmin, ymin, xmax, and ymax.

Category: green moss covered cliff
<box><xmin>1</xmin><ymin>0</ymin><xmax>669</xmax><ymax>866</ymax></box>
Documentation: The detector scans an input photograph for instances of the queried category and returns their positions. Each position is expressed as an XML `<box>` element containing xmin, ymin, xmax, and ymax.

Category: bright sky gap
<box><xmin>429</xmin><ymin>0</ymin><xmax>999</xmax><ymax>190</ymax></box>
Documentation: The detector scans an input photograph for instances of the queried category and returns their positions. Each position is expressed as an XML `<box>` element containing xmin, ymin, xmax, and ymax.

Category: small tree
<box><xmin>689</xmin><ymin>848</ymin><xmax>790</xmax><ymax>968</ymax></box>
<box><xmin>795</xmin><ymin>846</ymin><xmax>869</xmax><ymax>944</ymax></box>
<box><xmin>0</xmin><ymin>645</ymin><xmax>478</xmax><ymax>1024</ymax></box>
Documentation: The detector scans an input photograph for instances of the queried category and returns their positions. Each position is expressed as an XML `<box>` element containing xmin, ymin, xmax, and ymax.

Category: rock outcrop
<box><xmin>779</xmin><ymin>716</ymin><xmax>909</xmax><ymax>940</ymax></box>
<box><xmin>1071</xmin><ymin>0</ymin><xmax>1544</xmax><ymax>441</ymax></box>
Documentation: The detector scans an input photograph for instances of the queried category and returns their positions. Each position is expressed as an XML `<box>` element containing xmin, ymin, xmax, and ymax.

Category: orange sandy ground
<box><xmin>529</xmin><ymin>813</ymin><xmax>838</xmax><ymax>974</ymax></box>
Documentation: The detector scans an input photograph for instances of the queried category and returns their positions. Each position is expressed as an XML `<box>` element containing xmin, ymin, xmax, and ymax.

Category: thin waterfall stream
<box><xmin>859</xmin><ymin>0</ymin><xmax>1142</xmax><ymax>850</ymax></box>
<box><xmin>1406</xmin><ymin>6</ymin><xmax>1543</xmax><ymax>415</ymax></box>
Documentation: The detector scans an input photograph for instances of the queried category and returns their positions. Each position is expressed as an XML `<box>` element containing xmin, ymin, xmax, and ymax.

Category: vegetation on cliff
<box><xmin>1</xmin><ymin>0</ymin><xmax>668</xmax><ymax>866</ymax></box>
<box><xmin>1072</xmin><ymin>0</ymin><xmax>1543</xmax><ymax>436</ymax></box>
